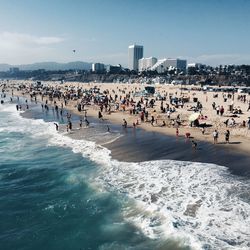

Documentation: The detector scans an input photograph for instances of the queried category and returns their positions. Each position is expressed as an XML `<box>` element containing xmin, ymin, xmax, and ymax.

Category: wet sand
<box><xmin>106</xmin><ymin>127</ymin><xmax>250</xmax><ymax>178</ymax></box>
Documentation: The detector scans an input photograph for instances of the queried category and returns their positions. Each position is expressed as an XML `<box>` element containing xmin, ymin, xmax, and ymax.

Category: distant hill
<box><xmin>0</xmin><ymin>64</ymin><xmax>11</xmax><ymax>71</ymax></box>
<box><xmin>0</xmin><ymin>61</ymin><xmax>92</xmax><ymax>71</ymax></box>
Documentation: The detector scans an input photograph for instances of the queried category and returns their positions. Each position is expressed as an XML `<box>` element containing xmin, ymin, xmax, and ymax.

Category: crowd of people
<box><xmin>1</xmin><ymin>80</ymin><xmax>250</xmax><ymax>150</ymax></box>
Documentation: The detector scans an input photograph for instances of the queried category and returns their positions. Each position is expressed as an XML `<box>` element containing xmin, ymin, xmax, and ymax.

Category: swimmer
<box><xmin>54</xmin><ymin>123</ymin><xmax>59</xmax><ymax>131</ymax></box>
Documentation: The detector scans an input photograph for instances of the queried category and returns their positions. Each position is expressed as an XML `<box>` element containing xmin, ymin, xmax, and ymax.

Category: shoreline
<box><xmin>9</xmin><ymin>91</ymin><xmax>250</xmax><ymax>178</ymax></box>
<box><xmin>2</xmin><ymin>79</ymin><xmax>250</xmax><ymax>157</ymax></box>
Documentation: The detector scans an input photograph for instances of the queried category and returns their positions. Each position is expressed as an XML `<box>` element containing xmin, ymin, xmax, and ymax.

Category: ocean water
<box><xmin>0</xmin><ymin>98</ymin><xmax>250</xmax><ymax>250</ymax></box>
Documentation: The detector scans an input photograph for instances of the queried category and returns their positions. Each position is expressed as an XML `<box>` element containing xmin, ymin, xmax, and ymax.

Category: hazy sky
<box><xmin>0</xmin><ymin>0</ymin><xmax>250</xmax><ymax>66</ymax></box>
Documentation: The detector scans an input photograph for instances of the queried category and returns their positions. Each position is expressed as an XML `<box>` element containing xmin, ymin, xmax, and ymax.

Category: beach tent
<box><xmin>189</xmin><ymin>113</ymin><xmax>200</xmax><ymax>122</ymax></box>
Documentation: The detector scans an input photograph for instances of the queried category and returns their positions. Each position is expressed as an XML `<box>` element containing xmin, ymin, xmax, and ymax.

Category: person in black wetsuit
<box><xmin>54</xmin><ymin>123</ymin><xmax>59</xmax><ymax>131</ymax></box>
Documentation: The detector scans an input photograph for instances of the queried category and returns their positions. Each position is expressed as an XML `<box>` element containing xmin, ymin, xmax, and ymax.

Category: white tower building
<box><xmin>128</xmin><ymin>44</ymin><xmax>143</xmax><ymax>71</ymax></box>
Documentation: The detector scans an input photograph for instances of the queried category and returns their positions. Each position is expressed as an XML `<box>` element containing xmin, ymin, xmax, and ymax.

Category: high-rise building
<box><xmin>138</xmin><ymin>57</ymin><xmax>157</xmax><ymax>72</ymax></box>
<box><xmin>128</xmin><ymin>44</ymin><xmax>143</xmax><ymax>71</ymax></box>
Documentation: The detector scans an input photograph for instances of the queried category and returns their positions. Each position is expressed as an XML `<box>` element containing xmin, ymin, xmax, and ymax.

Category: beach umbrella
<box><xmin>189</xmin><ymin>113</ymin><xmax>200</xmax><ymax>122</ymax></box>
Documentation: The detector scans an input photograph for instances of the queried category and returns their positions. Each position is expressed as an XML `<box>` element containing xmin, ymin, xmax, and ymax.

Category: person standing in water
<box><xmin>176</xmin><ymin>128</ymin><xmax>179</xmax><ymax>137</ymax></box>
<box><xmin>85</xmin><ymin>119</ymin><xmax>90</xmax><ymax>127</ymax></box>
<box><xmin>68</xmin><ymin>121</ymin><xmax>72</xmax><ymax>131</ymax></box>
<box><xmin>225</xmin><ymin>130</ymin><xmax>230</xmax><ymax>144</ymax></box>
<box><xmin>98</xmin><ymin>111</ymin><xmax>103</xmax><ymax>120</ymax></box>
<box><xmin>191</xmin><ymin>140</ymin><xmax>197</xmax><ymax>149</ymax></box>
<box><xmin>213</xmin><ymin>130</ymin><xmax>218</xmax><ymax>144</ymax></box>
<box><xmin>122</xmin><ymin>119</ymin><xmax>127</xmax><ymax>128</ymax></box>
<box><xmin>54</xmin><ymin>123</ymin><xmax>59</xmax><ymax>131</ymax></box>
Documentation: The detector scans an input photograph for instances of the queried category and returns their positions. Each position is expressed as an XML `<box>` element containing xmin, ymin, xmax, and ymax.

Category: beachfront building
<box><xmin>92</xmin><ymin>63</ymin><xmax>105</xmax><ymax>73</ymax></box>
<box><xmin>165</xmin><ymin>59</ymin><xmax>187</xmax><ymax>73</ymax></box>
<box><xmin>138</xmin><ymin>57</ymin><xmax>157</xmax><ymax>72</ymax></box>
<box><xmin>128</xmin><ymin>44</ymin><xmax>143</xmax><ymax>71</ymax></box>
<box><xmin>150</xmin><ymin>59</ymin><xmax>168</xmax><ymax>73</ymax></box>
<box><xmin>106</xmin><ymin>64</ymin><xmax>122</xmax><ymax>74</ymax></box>
<box><xmin>150</xmin><ymin>58</ymin><xmax>187</xmax><ymax>74</ymax></box>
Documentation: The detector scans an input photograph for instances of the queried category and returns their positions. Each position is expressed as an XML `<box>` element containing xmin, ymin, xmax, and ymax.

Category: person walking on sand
<box><xmin>220</xmin><ymin>106</ymin><xmax>224</xmax><ymax>116</ymax></box>
<box><xmin>216</xmin><ymin>106</ymin><xmax>220</xmax><ymax>115</ymax></box>
<box><xmin>151</xmin><ymin>116</ymin><xmax>155</xmax><ymax>126</ymax></box>
<box><xmin>225</xmin><ymin>129</ymin><xmax>230</xmax><ymax>144</ymax></box>
<box><xmin>247</xmin><ymin>117</ymin><xmax>250</xmax><ymax>129</ymax></box>
<box><xmin>213</xmin><ymin>129</ymin><xmax>218</xmax><ymax>144</ymax></box>
<box><xmin>201</xmin><ymin>127</ymin><xmax>205</xmax><ymax>135</ymax></box>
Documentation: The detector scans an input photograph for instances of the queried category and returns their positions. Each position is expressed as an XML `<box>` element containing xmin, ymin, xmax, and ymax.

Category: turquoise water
<box><xmin>0</xmin><ymin>98</ymin><xmax>250</xmax><ymax>250</ymax></box>
<box><xmin>0</xmin><ymin>101</ymin><xmax>186</xmax><ymax>250</ymax></box>
<box><xmin>0</xmin><ymin>108</ymin><xmax>161</xmax><ymax>250</ymax></box>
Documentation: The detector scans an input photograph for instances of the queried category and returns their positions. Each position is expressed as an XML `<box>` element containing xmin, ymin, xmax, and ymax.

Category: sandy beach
<box><xmin>4</xmin><ymin>79</ymin><xmax>250</xmax><ymax>156</ymax></box>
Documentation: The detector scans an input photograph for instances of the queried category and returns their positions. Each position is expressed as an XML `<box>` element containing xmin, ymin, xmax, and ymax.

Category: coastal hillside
<box><xmin>0</xmin><ymin>61</ymin><xmax>92</xmax><ymax>71</ymax></box>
